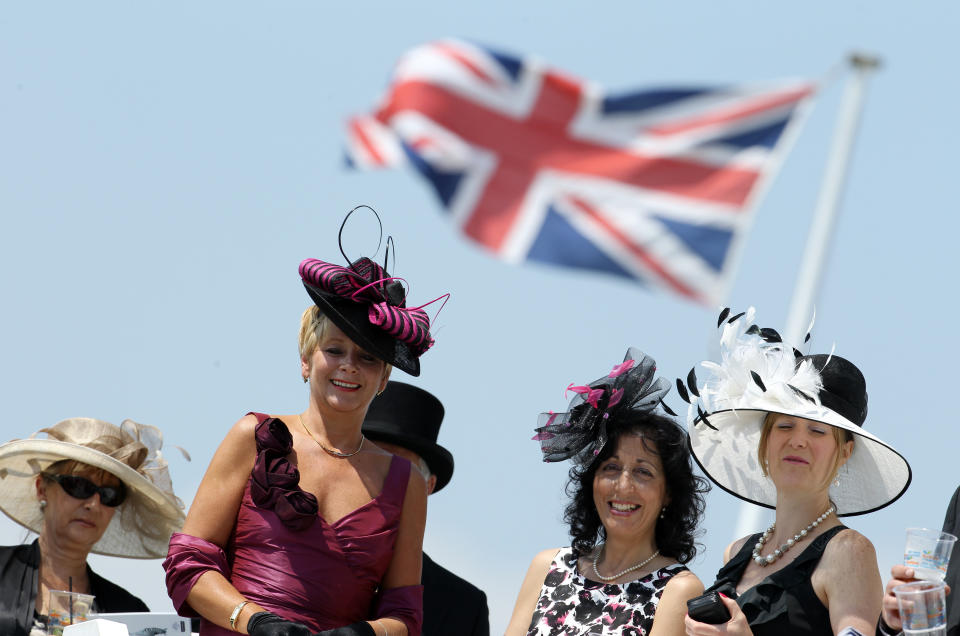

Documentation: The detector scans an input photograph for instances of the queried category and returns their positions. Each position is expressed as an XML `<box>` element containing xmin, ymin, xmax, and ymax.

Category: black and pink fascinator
<box><xmin>533</xmin><ymin>348</ymin><xmax>676</xmax><ymax>463</ymax></box>
<box><xmin>299</xmin><ymin>206</ymin><xmax>447</xmax><ymax>376</ymax></box>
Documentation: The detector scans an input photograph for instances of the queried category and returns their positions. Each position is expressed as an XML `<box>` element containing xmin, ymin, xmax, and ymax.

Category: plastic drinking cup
<box><xmin>894</xmin><ymin>580</ymin><xmax>947</xmax><ymax>636</ymax></box>
<box><xmin>905</xmin><ymin>528</ymin><xmax>957</xmax><ymax>581</ymax></box>
<box><xmin>46</xmin><ymin>590</ymin><xmax>95</xmax><ymax>636</ymax></box>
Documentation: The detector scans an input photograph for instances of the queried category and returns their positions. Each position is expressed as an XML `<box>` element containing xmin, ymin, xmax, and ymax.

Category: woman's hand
<box><xmin>684</xmin><ymin>594</ymin><xmax>753</xmax><ymax>636</ymax></box>
<box><xmin>881</xmin><ymin>564</ymin><xmax>952</xmax><ymax>632</ymax></box>
<box><xmin>246</xmin><ymin>612</ymin><xmax>313</xmax><ymax>636</ymax></box>
<box><xmin>881</xmin><ymin>564</ymin><xmax>916</xmax><ymax>632</ymax></box>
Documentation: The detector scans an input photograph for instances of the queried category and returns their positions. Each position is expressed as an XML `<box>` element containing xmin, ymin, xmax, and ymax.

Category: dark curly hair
<box><xmin>563</xmin><ymin>411</ymin><xmax>709</xmax><ymax>563</ymax></box>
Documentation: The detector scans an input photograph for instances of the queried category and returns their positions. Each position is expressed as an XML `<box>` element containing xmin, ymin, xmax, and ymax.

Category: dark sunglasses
<box><xmin>43</xmin><ymin>473</ymin><xmax>127</xmax><ymax>507</ymax></box>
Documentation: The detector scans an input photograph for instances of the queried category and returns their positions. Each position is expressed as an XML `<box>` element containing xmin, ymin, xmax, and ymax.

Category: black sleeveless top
<box><xmin>706</xmin><ymin>525</ymin><xmax>846</xmax><ymax>636</ymax></box>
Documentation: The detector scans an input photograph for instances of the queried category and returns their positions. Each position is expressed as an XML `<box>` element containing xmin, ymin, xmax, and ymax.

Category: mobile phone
<box><xmin>686</xmin><ymin>584</ymin><xmax>737</xmax><ymax>624</ymax></box>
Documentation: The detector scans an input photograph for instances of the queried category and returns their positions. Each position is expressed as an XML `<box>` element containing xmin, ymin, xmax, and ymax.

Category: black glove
<box><xmin>314</xmin><ymin>622</ymin><xmax>376</xmax><ymax>636</ymax></box>
<box><xmin>246</xmin><ymin>612</ymin><xmax>314</xmax><ymax>636</ymax></box>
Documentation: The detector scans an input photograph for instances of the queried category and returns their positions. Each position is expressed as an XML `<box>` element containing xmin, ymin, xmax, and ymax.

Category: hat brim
<box><xmin>304</xmin><ymin>283</ymin><xmax>420</xmax><ymax>376</ymax></box>
<box><xmin>0</xmin><ymin>439</ymin><xmax>185</xmax><ymax>558</ymax></box>
<box><xmin>363</xmin><ymin>424</ymin><xmax>454</xmax><ymax>493</ymax></box>
<box><xmin>689</xmin><ymin>402</ymin><xmax>912</xmax><ymax>516</ymax></box>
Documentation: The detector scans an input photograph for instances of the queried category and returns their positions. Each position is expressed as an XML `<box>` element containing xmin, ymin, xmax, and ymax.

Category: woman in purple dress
<box><xmin>164</xmin><ymin>210</ymin><xmax>442</xmax><ymax>636</ymax></box>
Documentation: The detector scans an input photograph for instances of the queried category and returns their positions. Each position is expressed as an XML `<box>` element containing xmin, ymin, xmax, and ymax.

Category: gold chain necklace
<box><xmin>298</xmin><ymin>414</ymin><xmax>364</xmax><ymax>458</ymax></box>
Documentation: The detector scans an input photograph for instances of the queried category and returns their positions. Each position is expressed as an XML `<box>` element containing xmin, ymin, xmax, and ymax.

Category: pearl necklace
<box><xmin>298</xmin><ymin>415</ymin><xmax>365</xmax><ymax>458</ymax></box>
<box><xmin>591</xmin><ymin>546</ymin><xmax>660</xmax><ymax>582</ymax></box>
<box><xmin>752</xmin><ymin>505</ymin><xmax>836</xmax><ymax>567</ymax></box>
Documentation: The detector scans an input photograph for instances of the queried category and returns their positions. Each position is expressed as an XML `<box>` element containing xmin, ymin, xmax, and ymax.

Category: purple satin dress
<box><xmin>165</xmin><ymin>413</ymin><xmax>420</xmax><ymax>635</ymax></box>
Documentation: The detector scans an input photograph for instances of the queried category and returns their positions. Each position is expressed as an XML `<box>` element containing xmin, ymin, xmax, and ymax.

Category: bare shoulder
<box><xmin>182</xmin><ymin>413</ymin><xmax>260</xmax><ymax>540</ymax></box>
<box><xmin>530</xmin><ymin>547</ymin><xmax>563</xmax><ymax>572</ymax></box>
<box><xmin>505</xmin><ymin>548</ymin><xmax>563</xmax><ymax>636</ymax></box>
<box><xmin>231</xmin><ymin>412</ymin><xmax>260</xmax><ymax>435</ymax></box>
<box><xmin>724</xmin><ymin>535</ymin><xmax>753</xmax><ymax>563</ymax></box>
<box><xmin>814</xmin><ymin>527</ymin><xmax>881</xmax><ymax>596</ymax></box>
<box><xmin>650</xmin><ymin>567</ymin><xmax>704</xmax><ymax>636</ymax></box>
<box><xmin>816</xmin><ymin>527</ymin><xmax>882</xmax><ymax>631</ymax></box>
<box><xmin>212</xmin><ymin>414</ymin><xmax>259</xmax><ymax>460</ymax></box>
<box><xmin>663</xmin><ymin>568</ymin><xmax>704</xmax><ymax>597</ymax></box>
<box><xmin>823</xmin><ymin>527</ymin><xmax>877</xmax><ymax>563</ymax></box>
<box><xmin>206</xmin><ymin>413</ymin><xmax>259</xmax><ymax>463</ymax></box>
<box><xmin>405</xmin><ymin>462</ymin><xmax>428</xmax><ymax>489</ymax></box>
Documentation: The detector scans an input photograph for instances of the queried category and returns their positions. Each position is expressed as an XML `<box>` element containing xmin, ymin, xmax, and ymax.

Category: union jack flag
<box><xmin>345</xmin><ymin>39</ymin><xmax>816</xmax><ymax>305</ymax></box>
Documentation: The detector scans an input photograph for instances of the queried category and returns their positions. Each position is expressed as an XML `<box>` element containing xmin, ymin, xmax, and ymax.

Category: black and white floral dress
<box><xmin>526</xmin><ymin>547</ymin><xmax>687</xmax><ymax>636</ymax></box>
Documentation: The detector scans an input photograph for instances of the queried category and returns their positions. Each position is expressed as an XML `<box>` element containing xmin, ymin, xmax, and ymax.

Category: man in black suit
<box><xmin>363</xmin><ymin>382</ymin><xmax>490</xmax><ymax>636</ymax></box>
<box><xmin>879</xmin><ymin>485</ymin><xmax>960</xmax><ymax>636</ymax></box>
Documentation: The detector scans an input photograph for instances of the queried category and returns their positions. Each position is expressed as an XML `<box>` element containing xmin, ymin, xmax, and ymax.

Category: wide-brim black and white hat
<box><xmin>0</xmin><ymin>418</ymin><xmax>186</xmax><ymax>558</ymax></box>
<box><xmin>682</xmin><ymin>308</ymin><xmax>911</xmax><ymax>517</ymax></box>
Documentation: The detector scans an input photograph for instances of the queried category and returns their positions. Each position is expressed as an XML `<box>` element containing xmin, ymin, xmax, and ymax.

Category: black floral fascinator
<box><xmin>532</xmin><ymin>348</ymin><xmax>676</xmax><ymax>462</ymax></box>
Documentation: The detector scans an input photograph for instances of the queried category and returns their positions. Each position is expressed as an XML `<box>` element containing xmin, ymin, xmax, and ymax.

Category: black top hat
<box><xmin>362</xmin><ymin>382</ymin><xmax>454</xmax><ymax>492</ymax></box>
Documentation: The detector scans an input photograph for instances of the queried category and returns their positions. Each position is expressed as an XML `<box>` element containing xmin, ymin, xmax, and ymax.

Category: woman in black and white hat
<box><xmin>683</xmin><ymin>308</ymin><xmax>911</xmax><ymax>636</ymax></box>
<box><xmin>0</xmin><ymin>417</ymin><xmax>186</xmax><ymax>636</ymax></box>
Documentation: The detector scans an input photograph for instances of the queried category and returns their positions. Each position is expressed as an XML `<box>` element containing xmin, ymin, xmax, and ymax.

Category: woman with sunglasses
<box><xmin>0</xmin><ymin>417</ymin><xmax>186</xmax><ymax>636</ymax></box>
<box><xmin>164</xmin><ymin>210</ymin><xmax>442</xmax><ymax>636</ymax></box>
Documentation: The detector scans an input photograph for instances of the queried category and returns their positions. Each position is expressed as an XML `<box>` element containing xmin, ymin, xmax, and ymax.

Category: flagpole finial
<box><xmin>848</xmin><ymin>52</ymin><xmax>882</xmax><ymax>71</ymax></box>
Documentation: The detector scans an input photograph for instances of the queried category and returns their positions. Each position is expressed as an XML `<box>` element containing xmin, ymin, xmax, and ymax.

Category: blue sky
<box><xmin>2</xmin><ymin>2</ymin><xmax>958</xmax><ymax>631</ymax></box>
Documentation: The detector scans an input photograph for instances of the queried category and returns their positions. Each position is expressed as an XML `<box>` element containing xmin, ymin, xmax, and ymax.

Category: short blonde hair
<box><xmin>298</xmin><ymin>305</ymin><xmax>393</xmax><ymax>376</ymax></box>
<box><xmin>757</xmin><ymin>412</ymin><xmax>853</xmax><ymax>490</ymax></box>
<box><xmin>43</xmin><ymin>460</ymin><xmax>124</xmax><ymax>488</ymax></box>
<box><xmin>299</xmin><ymin>305</ymin><xmax>331</xmax><ymax>360</ymax></box>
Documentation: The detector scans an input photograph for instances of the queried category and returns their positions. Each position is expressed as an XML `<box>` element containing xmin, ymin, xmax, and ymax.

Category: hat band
<box><xmin>818</xmin><ymin>389</ymin><xmax>866</xmax><ymax>427</ymax></box>
<box><xmin>301</xmin><ymin>257</ymin><xmax>442</xmax><ymax>355</ymax></box>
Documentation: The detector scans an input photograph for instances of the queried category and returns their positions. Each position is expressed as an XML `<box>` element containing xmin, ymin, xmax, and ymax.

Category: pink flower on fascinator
<box><xmin>607</xmin><ymin>388</ymin><xmax>624</xmax><ymax>409</ymax></box>
<box><xmin>609</xmin><ymin>360</ymin><xmax>635</xmax><ymax>378</ymax></box>
<box><xmin>565</xmin><ymin>384</ymin><xmax>605</xmax><ymax>408</ymax></box>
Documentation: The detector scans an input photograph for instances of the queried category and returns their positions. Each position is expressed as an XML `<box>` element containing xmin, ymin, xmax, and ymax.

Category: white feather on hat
<box><xmin>683</xmin><ymin>308</ymin><xmax>911</xmax><ymax>517</ymax></box>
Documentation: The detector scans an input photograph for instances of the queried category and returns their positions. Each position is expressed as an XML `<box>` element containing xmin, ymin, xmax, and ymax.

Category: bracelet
<box><xmin>375</xmin><ymin>619</ymin><xmax>389</xmax><ymax>636</ymax></box>
<box><xmin>229</xmin><ymin>600</ymin><xmax>250</xmax><ymax>631</ymax></box>
<box><xmin>876</xmin><ymin>615</ymin><xmax>902</xmax><ymax>636</ymax></box>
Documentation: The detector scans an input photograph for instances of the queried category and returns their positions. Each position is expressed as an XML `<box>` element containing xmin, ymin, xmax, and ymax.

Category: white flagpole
<box><xmin>731</xmin><ymin>53</ymin><xmax>882</xmax><ymax>541</ymax></box>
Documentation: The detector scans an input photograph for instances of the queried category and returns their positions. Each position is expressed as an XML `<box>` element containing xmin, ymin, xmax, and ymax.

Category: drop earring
<box><xmin>39</xmin><ymin>500</ymin><xmax>47</xmax><ymax>511</ymax></box>
<box><xmin>659</xmin><ymin>507</ymin><xmax>666</xmax><ymax>519</ymax></box>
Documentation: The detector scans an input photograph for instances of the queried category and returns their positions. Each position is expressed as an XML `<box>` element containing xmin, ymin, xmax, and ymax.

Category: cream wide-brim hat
<box><xmin>0</xmin><ymin>418</ymin><xmax>186</xmax><ymax>559</ymax></box>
